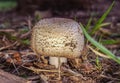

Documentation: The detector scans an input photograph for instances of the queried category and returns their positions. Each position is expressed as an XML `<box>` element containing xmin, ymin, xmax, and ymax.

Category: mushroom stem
<box><xmin>58</xmin><ymin>57</ymin><xmax>61</xmax><ymax>80</ymax></box>
<box><xmin>49</xmin><ymin>57</ymin><xmax>67</xmax><ymax>68</ymax></box>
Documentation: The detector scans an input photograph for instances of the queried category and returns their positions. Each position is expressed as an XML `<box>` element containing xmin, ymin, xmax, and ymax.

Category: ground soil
<box><xmin>0</xmin><ymin>0</ymin><xmax>120</xmax><ymax>83</ymax></box>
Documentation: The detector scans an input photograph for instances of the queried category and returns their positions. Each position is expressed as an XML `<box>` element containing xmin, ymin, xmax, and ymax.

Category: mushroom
<box><xmin>31</xmin><ymin>18</ymin><xmax>84</xmax><ymax>69</ymax></box>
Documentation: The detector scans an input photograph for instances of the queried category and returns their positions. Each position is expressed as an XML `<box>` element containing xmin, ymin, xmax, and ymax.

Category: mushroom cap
<box><xmin>31</xmin><ymin>18</ymin><xmax>84</xmax><ymax>58</ymax></box>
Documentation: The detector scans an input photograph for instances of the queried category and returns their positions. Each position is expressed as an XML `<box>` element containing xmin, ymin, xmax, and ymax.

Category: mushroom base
<box><xmin>49</xmin><ymin>57</ymin><xmax>67</xmax><ymax>68</ymax></box>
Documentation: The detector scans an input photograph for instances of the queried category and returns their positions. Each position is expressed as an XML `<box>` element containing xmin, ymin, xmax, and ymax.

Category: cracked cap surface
<box><xmin>31</xmin><ymin>18</ymin><xmax>84</xmax><ymax>58</ymax></box>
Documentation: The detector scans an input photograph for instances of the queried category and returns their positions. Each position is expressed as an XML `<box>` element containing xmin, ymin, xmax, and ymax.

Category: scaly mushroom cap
<box><xmin>31</xmin><ymin>18</ymin><xmax>84</xmax><ymax>58</ymax></box>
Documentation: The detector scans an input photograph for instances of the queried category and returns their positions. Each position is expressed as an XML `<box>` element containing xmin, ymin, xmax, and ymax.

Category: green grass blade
<box><xmin>91</xmin><ymin>1</ymin><xmax>115</xmax><ymax>34</ymax></box>
<box><xmin>101</xmin><ymin>39</ymin><xmax>120</xmax><ymax>45</ymax></box>
<box><xmin>85</xmin><ymin>17</ymin><xmax>92</xmax><ymax>31</ymax></box>
<box><xmin>99</xmin><ymin>22</ymin><xmax>111</xmax><ymax>27</ymax></box>
<box><xmin>80</xmin><ymin>23</ymin><xmax>120</xmax><ymax>64</ymax></box>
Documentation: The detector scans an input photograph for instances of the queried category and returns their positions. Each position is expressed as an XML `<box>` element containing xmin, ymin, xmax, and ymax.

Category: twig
<box><xmin>100</xmin><ymin>74</ymin><xmax>120</xmax><ymax>81</ymax></box>
<box><xmin>11</xmin><ymin>59</ymin><xmax>20</xmax><ymax>75</ymax></box>
<box><xmin>40</xmin><ymin>74</ymin><xmax>48</xmax><ymax>83</ymax></box>
<box><xmin>27</xmin><ymin>75</ymin><xmax>40</xmax><ymax>80</ymax></box>
<box><xmin>20</xmin><ymin>16</ymin><xmax>32</xmax><ymax>39</ymax></box>
<box><xmin>20</xmin><ymin>30</ymin><xmax>31</xmax><ymax>38</ymax></box>
<box><xmin>2</xmin><ymin>53</ymin><xmax>20</xmax><ymax>75</ymax></box>
<box><xmin>106</xmin><ymin>44</ymin><xmax>120</xmax><ymax>49</ymax></box>
<box><xmin>0</xmin><ymin>29</ymin><xmax>15</xmax><ymax>33</ymax></box>
<box><xmin>23</xmin><ymin>66</ymin><xmax>58</xmax><ymax>74</ymax></box>
<box><xmin>88</xmin><ymin>45</ymin><xmax>110</xmax><ymax>58</ymax></box>
<box><xmin>20</xmin><ymin>51</ymin><xmax>36</xmax><ymax>56</ymax></box>
<box><xmin>0</xmin><ymin>41</ymin><xmax>18</xmax><ymax>51</ymax></box>
<box><xmin>0</xmin><ymin>69</ymin><xmax>29</xmax><ymax>83</ymax></box>
<box><xmin>63</xmin><ymin>67</ymin><xmax>87</xmax><ymax>80</ymax></box>
<box><xmin>28</xmin><ymin>16</ymin><xmax>32</xmax><ymax>30</ymax></box>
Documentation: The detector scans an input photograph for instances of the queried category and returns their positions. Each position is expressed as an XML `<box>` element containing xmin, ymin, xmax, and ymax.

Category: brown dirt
<box><xmin>0</xmin><ymin>0</ymin><xmax>120</xmax><ymax>83</ymax></box>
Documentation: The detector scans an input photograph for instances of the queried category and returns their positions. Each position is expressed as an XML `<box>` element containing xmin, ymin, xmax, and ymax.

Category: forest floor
<box><xmin>0</xmin><ymin>0</ymin><xmax>120</xmax><ymax>83</ymax></box>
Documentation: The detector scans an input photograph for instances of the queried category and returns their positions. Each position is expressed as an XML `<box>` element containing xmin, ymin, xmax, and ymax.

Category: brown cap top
<box><xmin>31</xmin><ymin>18</ymin><xmax>84</xmax><ymax>58</ymax></box>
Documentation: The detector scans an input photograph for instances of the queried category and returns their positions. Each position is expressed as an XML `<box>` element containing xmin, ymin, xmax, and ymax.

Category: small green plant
<box><xmin>91</xmin><ymin>1</ymin><xmax>115</xmax><ymax>35</ymax></box>
<box><xmin>80</xmin><ymin>1</ymin><xmax>120</xmax><ymax>64</ymax></box>
<box><xmin>95</xmin><ymin>56</ymin><xmax>102</xmax><ymax>70</ymax></box>
<box><xmin>20</xmin><ymin>39</ymin><xmax>30</xmax><ymax>45</ymax></box>
<box><xmin>101</xmin><ymin>39</ymin><xmax>120</xmax><ymax>45</ymax></box>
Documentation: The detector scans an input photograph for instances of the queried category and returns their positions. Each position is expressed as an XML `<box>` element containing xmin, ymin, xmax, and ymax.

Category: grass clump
<box><xmin>80</xmin><ymin>1</ymin><xmax>120</xmax><ymax>64</ymax></box>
